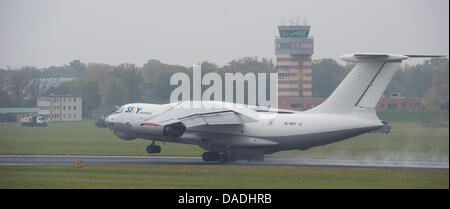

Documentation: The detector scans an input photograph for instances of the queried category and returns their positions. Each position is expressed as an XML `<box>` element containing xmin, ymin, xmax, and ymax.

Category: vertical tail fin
<box><xmin>308</xmin><ymin>53</ymin><xmax>409</xmax><ymax>114</ymax></box>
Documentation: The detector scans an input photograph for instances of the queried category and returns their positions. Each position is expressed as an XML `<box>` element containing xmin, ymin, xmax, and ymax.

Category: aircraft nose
<box><xmin>105</xmin><ymin>115</ymin><xmax>114</xmax><ymax>128</ymax></box>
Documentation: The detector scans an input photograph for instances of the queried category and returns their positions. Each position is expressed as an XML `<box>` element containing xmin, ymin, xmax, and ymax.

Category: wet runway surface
<box><xmin>0</xmin><ymin>155</ymin><xmax>448</xmax><ymax>170</ymax></box>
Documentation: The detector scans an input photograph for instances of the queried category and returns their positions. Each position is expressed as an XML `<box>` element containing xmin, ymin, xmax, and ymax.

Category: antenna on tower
<box><xmin>289</xmin><ymin>16</ymin><xmax>295</xmax><ymax>25</ymax></box>
<box><xmin>303</xmin><ymin>16</ymin><xmax>308</xmax><ymax>26</ymax></box>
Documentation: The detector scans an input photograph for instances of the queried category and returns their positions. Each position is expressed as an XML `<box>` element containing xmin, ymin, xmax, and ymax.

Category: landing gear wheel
<box><xmin>202</xmin><ymin>152</ymin><xmax>220</xmax><ymax>161</ymax></box>
<box><xmin>218</xmin><ymin>154</ymin><xmax>228</xmax><ymax>163</ymax></box>
<box><xmin>146</xmin><ymin>145</ymin><xmax>161</xmax><ymax>154</ymax></box>
<box><xmin>219</xmin><ymin>145</ymin><xmax>232</xmax><ymax>163</ymax></box>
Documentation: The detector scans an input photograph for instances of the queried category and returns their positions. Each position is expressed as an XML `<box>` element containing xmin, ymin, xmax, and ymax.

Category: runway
<box><xmin>0</xmin><ymin>155</ymin><xmax>448</xmax><ymax>170</ymax></box>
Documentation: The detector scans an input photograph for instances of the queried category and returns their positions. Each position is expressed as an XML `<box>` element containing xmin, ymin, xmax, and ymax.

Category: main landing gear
<box><xmin>146</xmin><ymin>140</ymin><xmax>161</xmax><ymax>154</ymax></box>
<box><xmin>202</xmin><ymin>152</ymin><xmax>228</xmax><ymax>163</ymax></box>
<box><xmin>202</xmin><ymin>145</ymin><xmax>232</xmax><ymax>163</ymax></box>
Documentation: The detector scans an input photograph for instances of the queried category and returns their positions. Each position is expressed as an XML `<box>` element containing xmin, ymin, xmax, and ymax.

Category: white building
<box><xmin>37</xmin><ymin>95</ymin><xmax>82</xmax><ymax>121</ymax></box>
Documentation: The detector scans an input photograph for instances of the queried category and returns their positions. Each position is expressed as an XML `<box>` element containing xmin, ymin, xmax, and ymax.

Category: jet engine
<box><xmin>163</xmin><ymin>122</ymin><xmax>186</xmax><ymax>137</ymax></box>
<box><xmin>133</xmin><ymin>122</ymin><xmax>185</xmax><ymax>138</ymax></box>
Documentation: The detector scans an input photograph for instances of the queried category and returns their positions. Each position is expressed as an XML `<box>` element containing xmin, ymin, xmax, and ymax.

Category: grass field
<box><xmin>0</xmin><ymin>112</ymin><xmax>448</xmax><ymax>161</ymax></box>
<box><xmin>0</xmin><ymin>119</ymin><xmax>204</xmax><ymax>156</ymax></box>
<box><xmin>0</xmin><ymin>112</ymin><xmax>448</xmax><ymax>188</ymax></box>
<box><xmin>0</xmin><ymin>164</ymin><xmax>447</xmax><ymax>189</ymax></box>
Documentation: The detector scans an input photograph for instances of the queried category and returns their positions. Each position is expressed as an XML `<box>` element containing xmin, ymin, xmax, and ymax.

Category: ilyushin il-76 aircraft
<box><xmin>105</xmin><ymin>53</ymin><xmax>441</xmax><ymax>162</ymax></box>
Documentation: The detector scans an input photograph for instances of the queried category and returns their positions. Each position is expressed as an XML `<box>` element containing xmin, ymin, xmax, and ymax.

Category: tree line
<box><xmin>0</xmin><ymin>56</ymin><xmax>448</xmax><ymax>117</ymax></box>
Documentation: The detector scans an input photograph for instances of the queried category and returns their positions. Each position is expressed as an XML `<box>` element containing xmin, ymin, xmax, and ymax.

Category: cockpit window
<box><xmin>112</xmin><ymin>106</ymin><xmax>124</xmax><ymax>115</ymax></box>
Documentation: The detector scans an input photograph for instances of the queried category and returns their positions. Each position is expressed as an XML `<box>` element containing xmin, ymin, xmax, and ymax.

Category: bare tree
<box><xmin>5</xmin><ymin>70</ymin><xmax>31</xmax><ymax>106</ymax></box>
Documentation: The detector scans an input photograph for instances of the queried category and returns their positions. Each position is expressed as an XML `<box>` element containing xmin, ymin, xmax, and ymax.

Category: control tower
<box><xmin>275</xmin><ymin>23</ymin><xmax>314</xmax><ymax>110</ymax></box>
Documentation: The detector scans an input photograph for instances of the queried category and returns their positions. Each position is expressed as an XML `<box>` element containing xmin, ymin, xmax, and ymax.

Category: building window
<box><xmin>291</xmin><ymin>104</ymin><xmax>304</xmax><ymax>109</ymax></box>
<box><xmin>74</xmin><ymin>98</ymin><xmax>76</xmax><ymax>102</ymax></box>
<box><xmin>68</xmin><ymin>106</ymin><xmax>71</xmax><ymax>110</ymax></box>
<box><xmin>74</xmin><ymin>105</ymin><xmax>76</xmax><ymax>110</ymax></box>
<box><xmin>401</xmin><ymin>103</ymin><xmax>407</xmax><ymax>110</ymax></box>
<box><xmin>68</xmin><ymin>114</ymin><xmax>71</xmax><ymax>118</ymax></box>
<box><xmin>278</xmin><ymin>43</ymin><xmax>290</xmax><ymax>49</ymax></box>
<box><xmin>74</xmin><ymin>114</ymin><xmax>76</xmax><ymax>119</ymax></box>
<box><xmin>387</xmin><ymin>104</ymin><xmax>398</xmax><ymax>111</ymax></box>
<box><xmin>415</xmin><ymin>104</ymin><xmax>420</xmax><ymax>111</ymax></box>
<box><xmin>63</xmin><ymin>114</ymin><xmax>66</xmax><ymax>118</ymax></box>
<box><xmin>381</xmin><ymin>103</ymin><xmax>385</xmax><ymax>109</ymax></box>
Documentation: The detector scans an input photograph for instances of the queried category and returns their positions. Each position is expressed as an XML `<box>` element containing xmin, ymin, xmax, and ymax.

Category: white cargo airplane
<box><xmin>105</xmin><ymin>53</ymin><xmax>441</xmax><ymax>162</ymax></box>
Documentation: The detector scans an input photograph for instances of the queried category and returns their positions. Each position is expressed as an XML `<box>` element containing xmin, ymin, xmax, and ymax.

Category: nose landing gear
<box><xmin>146</xmin><ymin>140</ymin><xmax>161</xmax><ymax>154</ymax></box>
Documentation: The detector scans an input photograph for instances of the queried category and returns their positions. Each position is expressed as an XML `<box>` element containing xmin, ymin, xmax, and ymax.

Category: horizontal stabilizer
<box><xmin>406</xmin><ymin>55</ymin><xmax>445</xmax><ymax>58</ymax></box>
<box><xmin>340</xmin><ymin>53</ymin><xmax>408</xmax><ymax>62</ymax></box>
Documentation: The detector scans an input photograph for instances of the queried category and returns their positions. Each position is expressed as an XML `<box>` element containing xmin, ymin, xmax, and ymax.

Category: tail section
<box><xmin>307</xmin><ymin>53</ymin><xmax>435</xmax><ymax>114</ymax></box>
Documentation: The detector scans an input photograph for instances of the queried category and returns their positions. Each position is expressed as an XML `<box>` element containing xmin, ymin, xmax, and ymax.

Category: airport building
<box><xmin>275</xmin><ymin>23</ymin><xmax>314</xmax><ymax>110</ymax></box>
<box><xmin>37</xmin><ymin>95</ymin><xmax>82</xmax><ymax>121</ymax></box>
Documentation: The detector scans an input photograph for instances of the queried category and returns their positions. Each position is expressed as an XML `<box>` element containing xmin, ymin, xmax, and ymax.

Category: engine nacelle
<box><xmin>163</xmin><ymin>122</ymin><xmax>186</xmax><ymax>137</ymax></box>
<box><xmin>132</xmin><ymin>122</ymin><xmax>185</xmax><ymax>138</ymax></box>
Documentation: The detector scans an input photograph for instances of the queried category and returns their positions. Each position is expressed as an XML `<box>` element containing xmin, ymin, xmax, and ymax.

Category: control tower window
<box><xmin>280</xmin><ymin>30</ymin><xmax>309</xmax><ymax>38</ymax></box>
<box><xmin>277</xmin><ymin>43</ymin><xmax>290</xmax><ymax>49</ymax></box>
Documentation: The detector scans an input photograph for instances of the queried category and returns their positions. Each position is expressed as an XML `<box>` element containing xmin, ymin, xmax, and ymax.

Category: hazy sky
<box><xmin>0</xmin><ymin>0</ymin><xmax>448</xmax><ymax>68</ymax></box>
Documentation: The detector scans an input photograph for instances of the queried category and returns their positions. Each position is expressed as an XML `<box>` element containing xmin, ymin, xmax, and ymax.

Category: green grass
<box><xmin>0</xmin><ymin>120</ymin><xmax>204</xmax><ymax>156</ymax></box>
<box><xmin>377</xmin><ymin>111</ymin><xmax>449</xmax><ymax>124</ymax></box>
<box><xmin>0</xmin><ymin>164</ymin><xmax>447</xmax><ymax>189</ymax></box>
<box><xmin>0</xmin><ymin>117</ymin><xmax>447</xmax><ymax>161</ymax></box>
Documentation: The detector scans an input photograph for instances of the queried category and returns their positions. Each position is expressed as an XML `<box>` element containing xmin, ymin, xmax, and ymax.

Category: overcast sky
<box><xmin>0</xmin><ymin>0</ymin><xmax>448</xmax><ymax>68</ymax></box>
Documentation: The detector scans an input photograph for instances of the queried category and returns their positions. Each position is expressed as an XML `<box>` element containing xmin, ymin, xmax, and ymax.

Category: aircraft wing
<box><xmin>177</xmin><ymin>110</ymin><xmax>243</xmax><ymax>127</ymax></box>
<box><xmin>141</xmin><ymin>107</ymin><xmax>257</xmax><ymax>128</ymax></box>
